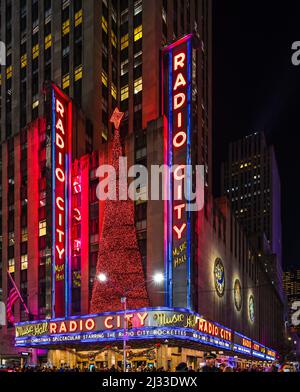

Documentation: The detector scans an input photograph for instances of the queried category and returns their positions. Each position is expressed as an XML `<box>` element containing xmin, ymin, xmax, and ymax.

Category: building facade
<box><xmin>0</xmin><ymin>1</ymin><xmax>284</xmax><ymax>369</ymax></box>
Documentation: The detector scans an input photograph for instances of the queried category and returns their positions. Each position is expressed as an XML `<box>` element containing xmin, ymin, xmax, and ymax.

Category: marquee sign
<box><xmin>162</xmin><ymin>34</ymin><xmax>195</xmax><ymax>309</ymax></box>
<box><xmin>51</xmin><ymin>84</ymin><xmax>73</xmax><ymax>318</ymax></box>
<box><xmin>14</xmin><ymin>307</ymin><xmax>276</xmax><ymax>360</ymax></box>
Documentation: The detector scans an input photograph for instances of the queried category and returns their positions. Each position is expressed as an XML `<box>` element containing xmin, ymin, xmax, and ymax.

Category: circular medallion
<box><xmin>234</xmin><ymin>279</ymin><xmax>242</xmax><ymax>311</ymax></box>
<box><xmin>214</xmin><ymin>258</ymin><xmax>225</xmax><ymax>297</ymax></box>
<box><xmin>248</xmin><ymin>295</ymin><xmax>255</xmax><ymax>323</ymax></box>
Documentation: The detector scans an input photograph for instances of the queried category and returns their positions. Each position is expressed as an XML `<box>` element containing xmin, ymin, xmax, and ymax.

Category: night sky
<box><xmin>213</xmin><ymin>0</ymin><xmax>300</xmax><ymax>270</ymax></box>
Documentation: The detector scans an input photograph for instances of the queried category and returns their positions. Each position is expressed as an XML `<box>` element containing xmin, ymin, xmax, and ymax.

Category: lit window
<box><xmin>21</xmin><ymin>255</ymin><xmax>28</xmax><ymax>270</ymax></box>
<box><xmin>6</xmin><ymin>65</ymin><xmax>13</xmax><ymax>79</ymax></box>
<box><xmin>74</xmin><ymin>65</ymin><xmax>83</xmax><ymax>81</ymax></box>
<box><xmin>111</xmin><ymin>30</ymin><xmax>117</xmax><ymax>48</ymax></box>
<box><xmin>8</xmin><ymin>259</ymin><xmax>15</xmax><ymax>274</ymax></box>
<box><xmin>44</xmin><ymin>33</ymin><xmax>52</xmax><ymax>49</ymax></box>
<box><xmin>0</xmin><ymin>74</ymin><xmax>2</xmax><ymax>86</ymax></box>
<box><xmin>62</xmin><ymin>19</ymin><xmax>70</xmax><ymax>36</ymax></box>
<box><xmin>134</xmin><ymin>25</ymin><xmax>142</xmax><ymax>41</ymax></box>
<box><xmin>62</xmin><ymin>74</ymin><xmax>70</xmax><ymax>89</ymax></box>
<box><xmin>75</xmin><ymin>9</ymin><xmax>83</xmax><ymax>26</ymax></box>
<box><xmin>121</xmin><ymin>34</ymin><xmax>129</xmax><ymax>50</ymax></box>
<box><xmin>121</xmin><ymin>59</ymin><xmax>129</xmax><ymax>75</ymax></box>
<box><xmin>134</xmin><ymin>77</ymin><xmax>142</xmax><ymax>94</ymax></box>
<box><xmin>101</xmin><ymin>71</ymin><xmax>108</xmax><ymax>86</ymax></box>
<box><xmin>21</xmin><ymin>54</ymin><xmax>27</xmax><ymax>68</ymax></box>
<box><xmin>32</xmin><ymin>44</ymin><xmax>39</xmax><ymax>59</ymax></box>
<box><xmin>32</xmin><ymin>100</ymin><xmax>39</xmax><ymax>109</ymax></box>
<box><xmin>21</xmin><ymin>228</ymin><xmax>28</xmax><ymax>242</ymax></box>
<box><xmin>121</xmin><ymin>85</ymin><xmax>129</xmax><ymax>101</ymax></box>
<box><xmin>39</xmin><ymin>220</ymin><xmax>47</xmax><ymax>236</ymax></box>
<box><xmin>102</xmin><ymin>16</ymin><xmax>108</xmax><ymax>33</ymax></box>
<box><xmin>111</xmin><ymin>83</ymin><xmax>117</xmax><ymax>100</ymax></box>
<box><xmin>134</xmin><ymin>0</ymin><xmax>143</xmax><ymax>15</ymax></box>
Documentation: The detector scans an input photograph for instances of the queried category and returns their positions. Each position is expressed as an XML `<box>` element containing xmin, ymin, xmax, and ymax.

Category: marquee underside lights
<box><xmin>51</xmin><ymin>84</ymin><xmax>73</xmax><ymax>318</ymax></box>
<box><xmin>14</xmin><ymin>307</ymin><xmax>277</xmax><ymax>361</ymax></box>
<box><xmin>162</xmin><ymin>34</ymin><xmax>195</xmax><ymax>309</ymax></box>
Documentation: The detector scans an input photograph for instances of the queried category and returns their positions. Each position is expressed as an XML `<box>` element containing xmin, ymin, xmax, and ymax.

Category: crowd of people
<box><xmin>1</xmin><ymin>353</ymin><xmax>299</xmax><ymax>373</ymax></box>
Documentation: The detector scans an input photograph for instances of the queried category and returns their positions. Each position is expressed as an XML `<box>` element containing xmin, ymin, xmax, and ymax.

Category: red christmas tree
<box><xmin>90</xmin><ymin>124</ymin><xmax>149</xmax><ymax>313</ymax></box>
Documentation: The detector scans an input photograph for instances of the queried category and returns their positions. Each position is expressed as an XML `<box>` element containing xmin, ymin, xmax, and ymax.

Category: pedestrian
<box><xmin>200</xmin><ymin>353</ymin><xmax>219</xmax><ymax>372</ymax></box>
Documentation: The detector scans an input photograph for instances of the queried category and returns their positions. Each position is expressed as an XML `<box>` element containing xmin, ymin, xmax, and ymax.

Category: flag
<box><xmin>6</xmin><ymin>275</ymin><xmax>19</xmax><ymax>324</ymax></box>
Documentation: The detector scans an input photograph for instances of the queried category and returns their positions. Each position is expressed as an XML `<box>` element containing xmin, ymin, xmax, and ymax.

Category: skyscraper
<box><xmin>221</xmin><ymin>132</ymin><xmax>283</xmax><ymax>294</ymax></box>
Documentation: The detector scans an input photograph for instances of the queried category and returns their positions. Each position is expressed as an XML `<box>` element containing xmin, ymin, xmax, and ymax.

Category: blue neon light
<box><xmin>186</xmin><ymin>37</ymin><xmax>192</xmax><ymax>309</ymax></box>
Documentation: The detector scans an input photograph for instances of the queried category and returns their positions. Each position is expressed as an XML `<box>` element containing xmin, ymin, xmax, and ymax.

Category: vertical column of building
<box><xmin>1</xmin><ymin>142</ymin><xmax>8</xmax><ymax>336</ymax></box>
<box><xmin>80</xmin><ymin>155</ymin><xmax>90</xmax><ymax>314</ymax></box>
<box><xmin>13</xmin><ymin>134</ymin><xmax>21</xmax><ymax>322</ymax></box>
<box><xmin>27</xmin><ymin>120</ymin><xmax>41</xmax><ymax>319</ymax></box>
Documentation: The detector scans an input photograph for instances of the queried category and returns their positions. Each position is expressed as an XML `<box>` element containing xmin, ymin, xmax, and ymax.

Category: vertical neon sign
<box><xmin>51</xmin><ymin>84</ymin><xmax>72</xmax><ymax>318</ymax></box>
<box><xmin>162</xmin><ymin>34</ymin><xmax>194</xmax><ymax>309</ymax></box>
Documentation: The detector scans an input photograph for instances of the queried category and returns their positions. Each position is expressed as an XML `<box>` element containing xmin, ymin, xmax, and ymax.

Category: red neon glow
<box><xmin>52</xmin><ymin>84</ymin><xmax>72</xmax><ymax>318</ymax></box>
<box><xmin>173</xmin><ymin>73</ymin><xmax>187</xmax><ymax>90</ymax></box>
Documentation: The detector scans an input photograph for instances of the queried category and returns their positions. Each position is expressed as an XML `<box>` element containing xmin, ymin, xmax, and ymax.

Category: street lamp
<box><xmin>97</xmin><ymin>273</ymin><xmax>107</xmax><ymax>283</ymax></box>
<box><xmin>97</xmin><ymin>272</ymin><xmax>165</xmax><ymax>371</ymax></box>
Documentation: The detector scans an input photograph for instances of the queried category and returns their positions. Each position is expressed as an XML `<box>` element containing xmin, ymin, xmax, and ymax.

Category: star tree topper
<box><xmin>110</xmin><ymin>107</ymin><xmax>124</xmax><ymax>130</ymax></box>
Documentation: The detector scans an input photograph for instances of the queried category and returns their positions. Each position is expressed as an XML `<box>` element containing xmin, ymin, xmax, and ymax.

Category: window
<box><xmin>102</xmin><ymin>16</ymin><xmax>108</xmax><ymax>33</ymax></box>
<box><xmin>111</xmin><ymin>83</ymin><xmax>117</xmax><ymax>100</ymax></box>
<box><xmin>21</xmin><ymin>255</ymin><xmax>28</xmax><ymax>270</ymax></box>
<box><xmin>121</xmin><ymin>85</ymin><xmax>129</xmax><ymax>101</ymax></box>
<box><xmin>6</xmin><ymin>65</ymin><xmax>13</xmax><ymax>79</ymax></box>
<box><xmin>121</xmin><ymin>34</ymin><xmax>129</xmax><ymax>50</ymax></box>
<box><xmin>21</xmin><ymin>228</ymin><xmax>28</xmax><ymax>242</ymax></box>
<box><xmin>111</xmin><ymin>30</ymin><xmax>117</xmax><ymax>48</ymax></box>
<box><xmin>75</xmin><ymin>9</ymin><xmax>83</xmax><ymax>26</ymax></box>
<box><xmin>134</xmin><ymin>25</ymin><xmax>142</xmax><ymax>41</ymax></box>
<box><xmin>101</xmin><ymin>71</ymin><xmax>108</xmax><ymax>86</ymax></box>
<box><xmin>21</xmin><ymin>54</ymin><xmax>27</xmax><ymax>68</ymax></box>
<box><xmin>32</xmin><ymin>44</ymin><xmax>39</xmax><ymax>59</ymax></box>
<box><xmin>134</xmin><ymin>77</ymin><xmax>142</xmax><ymax>94</ymax></box>
<box><xmin>44</xmin><ymin>34</ymin><xmax>52</xmax><ymax>49</ymax></box>
<box><xmin>39</xmin><ymin>220</ymin><xmax>47</xmax><ymax>237</ymax></box>
<box><xmin>75</xmin><ymin>65</ymin><xmax>83</xmax><ymax>81</ymax></box>
<box><xmin>62</xmin><ymin>19</ymin><xmax>70</xmax><ymax>36</ymax></box>
<box><xmin>62</xmin><ymin>73</ymin><xmax>70</xmax><ymax>89</ymax></box>
<box><xmin>8</xmin><ymin>258</ymin><xmax>15</xmax><ymax>274</ymax></box>
<box><xmin>121</xmin><ymin>59</ymin><xmax>129</xmax><ymax>75</ymax></box>
<box><xmin>121</xmin><ymin>9</ymin><xmax>129</xmax><ymax>24</ymax></box>
<box><xmin>134</xmin><ymin>0</ymin><xmax>143</xmax><ymax>15</ymax></box>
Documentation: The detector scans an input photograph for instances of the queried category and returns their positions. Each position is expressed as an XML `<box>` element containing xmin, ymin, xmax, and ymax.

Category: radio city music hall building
<box><xmin>0</xmin><ymin>1</ymin><xmax>283</xmax><ymax>369</ymax></box>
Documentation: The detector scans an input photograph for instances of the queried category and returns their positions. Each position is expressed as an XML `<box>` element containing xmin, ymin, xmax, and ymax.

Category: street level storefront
<box><xmin>14</xmin><ymin>308</ymin><xmax>277</xmax><ymax>369</ymax></box>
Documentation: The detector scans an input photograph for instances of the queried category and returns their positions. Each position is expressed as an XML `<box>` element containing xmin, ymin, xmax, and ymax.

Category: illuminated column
<box><xmin>156</xmin><ymin>344</ymin><xmax>168</xmax><ymax>370</ymax></box>
<box><xmin>27</xmin><ymin>120</ymin><xmax>42</xmax><ymax>319</ymax></box>
<box><xmin>14</xmin><ymin>135</ymin><xmax>21</xmax><ymax>323</ymax></box>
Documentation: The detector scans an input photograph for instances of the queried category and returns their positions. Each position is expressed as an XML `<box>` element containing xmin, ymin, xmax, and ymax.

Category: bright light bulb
<box><xmin>153</xmin><ymin>272</ymin><xmax>164</xmax><ymax>284</ymax></box>
<box><xmin>97</xmin><ymin>273</ymin><xmax>107</xmax><ymax>283</ymax></box>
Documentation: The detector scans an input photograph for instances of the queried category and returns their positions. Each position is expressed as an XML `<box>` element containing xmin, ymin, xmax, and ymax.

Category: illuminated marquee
<box><xmin>51</xmin><ymin>84</ymin><xmax>72</xmax><ymax>318</ymax></box>
<box><xmin>162</xmin><ymin>34</ymin><xmax>196</xmax><ymax>308</ymax></box>
<box><xmin>14</xmin><ymin>307</ymin><xmax>277</xmax><ymax>360</ymax></box>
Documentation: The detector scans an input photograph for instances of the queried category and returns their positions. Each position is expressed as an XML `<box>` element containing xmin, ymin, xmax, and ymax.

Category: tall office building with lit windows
<box><xmin>221</xmin><ymin>132</ymin><xmax>283</xmax><ymax>297</ymax></box>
